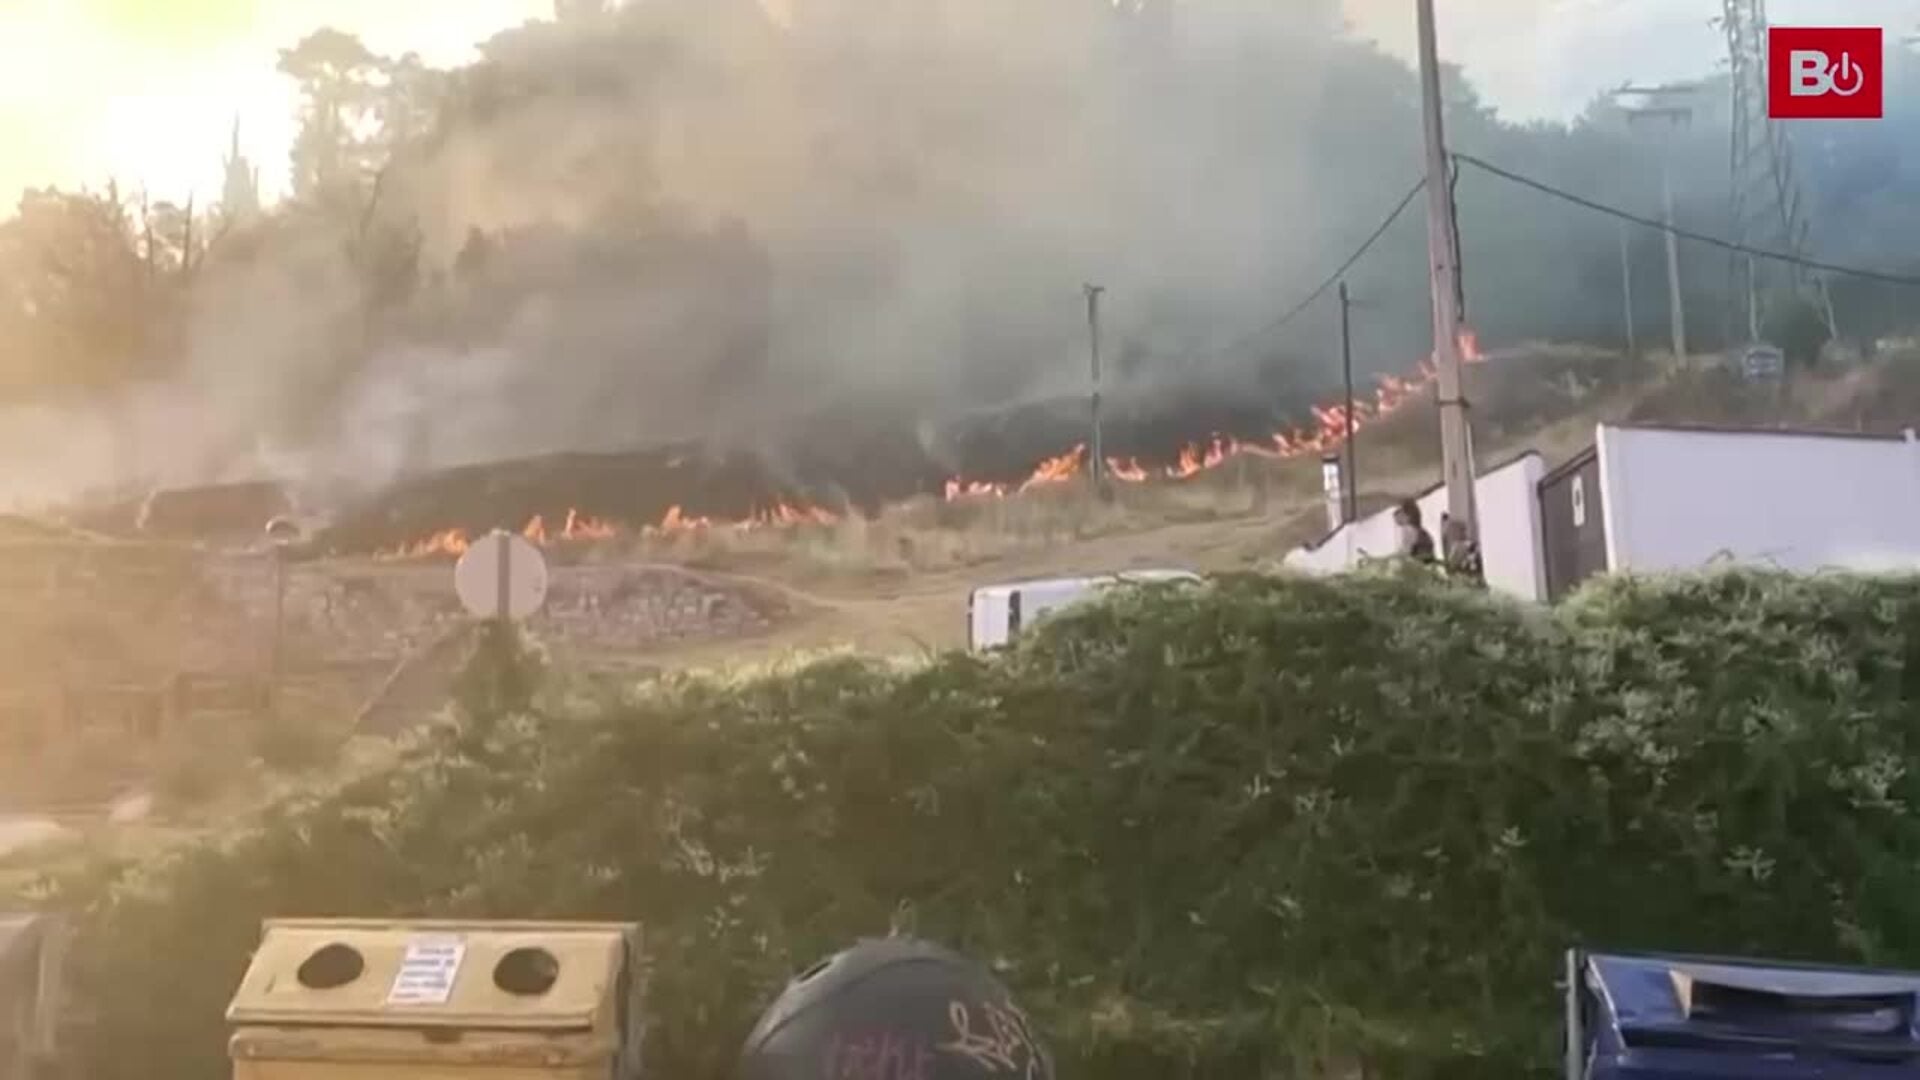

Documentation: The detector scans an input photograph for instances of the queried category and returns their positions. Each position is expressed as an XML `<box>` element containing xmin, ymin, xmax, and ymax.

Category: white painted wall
<box><xmin>1283</xmin><ymin>453</ymin><xmax>1549</xmax><ymax>602</ymax></box>
<box><xmin>1597</xmin><ymin>425</ymin><xmax>1920</xmax><ymax>573</ymax></box>
<box><xmin>968</xmin><ymin>570</ymin><xmax>1204</xmax><ymax>650</ymax></box>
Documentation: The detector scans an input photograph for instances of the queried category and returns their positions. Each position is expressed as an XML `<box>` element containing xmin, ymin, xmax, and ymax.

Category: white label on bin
<box><xmin>386</xmin><ymin>936</ymin><xmax>467</xmax><ymax>1005</ymax></box>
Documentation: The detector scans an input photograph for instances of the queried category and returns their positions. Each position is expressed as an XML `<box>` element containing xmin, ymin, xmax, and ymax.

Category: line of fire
<box><xmin>345</xmin><ymin>332</ymin><xmax>1484</xmax><ymax>560</ymax></box>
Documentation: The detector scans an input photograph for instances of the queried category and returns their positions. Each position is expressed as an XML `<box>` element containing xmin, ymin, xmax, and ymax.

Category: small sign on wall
<box><xmin>1321</xmin><ymin>454</ymin><xmax>1346</xmax><ymax>533</ymax></box>
<box><xmin>1571</xmin><ymin>475</ymin><xmax>1587</xmax><ymax>528</ymax></box>
<box><xmin>1738</xmin><ymin>344</ymin><xmax>1785</xmax><ymax>381</ymax></box>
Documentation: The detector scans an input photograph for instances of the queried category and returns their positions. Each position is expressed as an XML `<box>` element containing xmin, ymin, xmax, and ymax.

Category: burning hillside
<box><xmin>313</xmin><ymin>334</ymin><xmax>1484</xmax><ymax>558</ymax></box>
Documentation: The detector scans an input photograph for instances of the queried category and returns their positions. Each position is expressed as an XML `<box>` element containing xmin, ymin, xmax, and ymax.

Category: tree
<box><xmin>278</xmin><ymin>29</ymin><xmax>386</xmax><ymax>205</ymax></box>
<box><xmin>1760</xmin><ymin>292</ymin><xmax>1832</xmax><ymax>368</ymax></box>
<box><xmin>135</xmin><ymin>194</ymin><xmax>203</xmax><ymax>280</ymax></box>
<box><xmin>0</xmin><ymin>186</ymin><xmax>181</xmax><ymax>398</ymax></box>
<box><xmin>217</xmin><ymin>118</ymin><xmax>262</xmax><ymax>229</ymax></box>
<box><xmin>378</xmin><ymin>51</ymin><xmax>450</xmax><ymax>157</ymax></box>
<box><xmin>279</xmin><ymin>30</ymin><xmax>453</xmax><ymax>206</ymax></box>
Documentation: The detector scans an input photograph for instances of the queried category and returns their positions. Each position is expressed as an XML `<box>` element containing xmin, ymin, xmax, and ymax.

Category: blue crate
<box><xmin>1568</xmin><ymin>950</ymin><xmax>1920</xmax><ymax>1079</ymax></box>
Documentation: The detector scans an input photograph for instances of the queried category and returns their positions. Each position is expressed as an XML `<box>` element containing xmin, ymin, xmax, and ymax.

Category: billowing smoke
<box><xmin>3</xmin><ymin>0</ymin><xmax>1917</xmax><ymax>515</ymax></box>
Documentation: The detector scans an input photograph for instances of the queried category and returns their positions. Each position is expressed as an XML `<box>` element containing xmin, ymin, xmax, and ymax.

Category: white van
<box><xmin>967</xmin><ymin>569</ymin><xmax>1203</xmax><ymax>651</ymax></box>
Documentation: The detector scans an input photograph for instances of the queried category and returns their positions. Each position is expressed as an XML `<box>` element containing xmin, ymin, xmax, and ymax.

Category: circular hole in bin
<box><xmin>296</xmin><ymin>943</ymin><xmax>365</xmax><ymax>990</ymax></box>
<box><xmin>494</xmin><ymin>947</ymin><xmax>561</xmax><ymax>996</ymax></box>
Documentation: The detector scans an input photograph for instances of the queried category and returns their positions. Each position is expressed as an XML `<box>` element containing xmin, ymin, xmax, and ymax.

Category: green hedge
<box><xmin>30</xmin><ymin>567</ymin><xmax>1920</xmax><ymax>1079</ymax></box>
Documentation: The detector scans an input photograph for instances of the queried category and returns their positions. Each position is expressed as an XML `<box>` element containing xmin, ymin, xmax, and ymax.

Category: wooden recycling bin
<box><xmin>0</xmin><ymin>913</ymin><xmax>67</xmax><ymax>1080</ymax></box>
<box><xmin>225</xmin><ymin>919</ymin><xmax>646</xmax><ymax>1080</ymax></box>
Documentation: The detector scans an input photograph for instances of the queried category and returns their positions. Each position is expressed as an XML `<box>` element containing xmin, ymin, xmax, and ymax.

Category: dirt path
<box><xmin>646</xmin><ymin>499</ymin><xmax>1326</xmax><ymax>669</ymax></box>
<box><xmin>645</xmin><ymin>415</ymin><xmax>1604</xmax><ymax>673</ymax></box>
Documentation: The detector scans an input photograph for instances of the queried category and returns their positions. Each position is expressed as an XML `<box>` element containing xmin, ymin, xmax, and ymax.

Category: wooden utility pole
<box><xmin>1084</xmin><ymin>284</ymin><xmax>1107</xmax><ymax>492</ymax></box>
<box><xmin>1745</xmin><ymin>254</ymin><xmax>1760</xmax><ymax>341</ymax></box>
<box><xmin>1659</xmin><ymin>158</ymin><xmax>1687</xmax><ymax>362</ymax></box>
<box><xmin>1617</xmin><ymin>83</ymin><xmax>1697</xmax><ymax>364</ymax></box>
<box><xmin>1338</xmin><ymin>281</ymin><xmax>1358</xmax><ymax>522</ymax></box>
<box><xmin>1817</xmin><ymin>274</ymin><xmax>1840</xmax><ymax>347</ymax></box>
<box><xmin>1415</xmin><ymin>0</ymin><xmax>1478</xmax><ymax>540</ymax></box>
<box><xmin>1618</xmin><ymin>222</ymin><xmax>1637</xmax><ymax>360</ymax></box>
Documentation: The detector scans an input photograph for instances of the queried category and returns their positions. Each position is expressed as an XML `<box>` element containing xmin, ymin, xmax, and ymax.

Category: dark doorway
<box><xmin>1538</xmin><ymin>447</ymin><xmax>1609</xmax><ymax>602</ymax></box>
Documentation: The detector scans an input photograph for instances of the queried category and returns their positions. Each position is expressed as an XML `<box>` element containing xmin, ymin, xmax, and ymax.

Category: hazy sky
<box><xmin>0</xmin><ymin>0</ymin><xmax>552</xmax><ymax>206</ymax></box>
<box><xmin>0</xmin><ymin>0</ymin><xmax>1913</xmax><ymax>208</ymax></box>
<box><xmin>1353</xmin><ymin>0</ymin><xmax>1919</xmax><ymax>121</ymax></box>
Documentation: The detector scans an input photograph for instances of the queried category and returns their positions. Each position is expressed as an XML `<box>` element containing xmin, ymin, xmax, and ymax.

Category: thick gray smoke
<box><xmin>4</xmin><ymin>0</ymin><xmax>1917</xmax><ymax>512</ymax></box>
<box><xmin>397</xmin><ymin>0</ymin><xmax>1395</xmax><ymax>436</ymax></box>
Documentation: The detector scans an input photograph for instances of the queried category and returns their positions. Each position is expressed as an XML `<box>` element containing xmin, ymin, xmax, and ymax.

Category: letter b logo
<box><xmin>1770</xmin><ymin>28</ymin><xmax>1882</xmax><ymax>118</ymax></box>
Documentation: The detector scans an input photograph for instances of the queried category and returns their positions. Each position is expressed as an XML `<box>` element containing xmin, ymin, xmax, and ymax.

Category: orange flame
<box><xmin>382</xmin><ymin>528</ymin><xmax>471</xmax><ymax>559</ymax></box>
<box><xmin>1021</xmin><ymin>444</ymin><xmax>1085</xmax><ymax>491</ymax></box>
<box><xmin>374</xmin><ymin>500</ymin><xmax>840</xmax><ymax>560</ymax></box>
<box><xmin>562</xmin><ymin>507</ymin><xmax>618</xmax><ymax>540</ymax></box>
<box><xmin>938</xmin><ymin>330</ymin><xmax>1487</xmax><ymax>499</ymax></box>
<box><xmin>375</xmin><ymin>332</ymin><xmax>1493</xmax><ymax>554</ymax></box>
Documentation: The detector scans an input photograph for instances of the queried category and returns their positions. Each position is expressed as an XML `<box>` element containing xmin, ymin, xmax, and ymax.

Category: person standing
<box><xmin>1440</xmin><ymin>512</ymin><xmax>1485</xmax><ymax>585</ymax></box>
<box><xmin>1393</xmin><ymin>500</ymin><xmax>1436</xmax><ymax>563</ymax></box>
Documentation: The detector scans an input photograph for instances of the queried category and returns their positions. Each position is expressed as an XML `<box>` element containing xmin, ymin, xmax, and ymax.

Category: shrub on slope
<box><xmin>30</xmin><ymin>568</ymin><xmax>1920</xmax><ymax>1079</ymax></box>
<box><xmin>1547</xmin><ymin>571</ymin><xmax>1920</xmax><ymax>962</ymax></box>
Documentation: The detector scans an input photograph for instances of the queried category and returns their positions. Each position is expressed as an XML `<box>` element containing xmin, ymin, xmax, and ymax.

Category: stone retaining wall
<box><xmin>533</xmin><ymin>565</ymin><xmax>783</xmax><ymax>652</ymax></box>
<box><xmin>203</xmin><ymin>558</ymin><xmax>787</xmax><ymax>661</ymax></box>
<box><xmin>0</xmin><ymin>545</ymin><xmax>788</xmax><ymax>799</ymax></box>
<box><xmin>1</xmin><ymin>546</ymin><xmax>787</xmax><ymax>675</ymax></box>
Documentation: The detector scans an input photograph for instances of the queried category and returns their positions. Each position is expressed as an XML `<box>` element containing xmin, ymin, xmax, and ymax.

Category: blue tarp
<box><xmin>1576</xmin><ymin>951</ymin><xmax>1920</xmax><ymax>1079</ymax></box>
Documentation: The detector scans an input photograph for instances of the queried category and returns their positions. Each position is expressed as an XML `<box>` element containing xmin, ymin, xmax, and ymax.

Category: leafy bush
<box><xmin>28</xmin><ymin>568</ymin><xmax>1920</xmax><ymax>1080</ymax></box>
<box><xmin>154</xmin><ymin>751</ymin><xmax>222</xmax><ymax>810</ymax></box>
<box><xmin>250</xmin><ymin>715</ymin><xmax>334</xmax><ymax>774</ymax></box>
<box><xmin>1759</xmin><ymin>291</ymin><xmax>1832</xmax><ymax>368</ymax></box>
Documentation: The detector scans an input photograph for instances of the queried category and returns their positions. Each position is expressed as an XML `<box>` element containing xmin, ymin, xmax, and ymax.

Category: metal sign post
<box><xmin>454</xmin><ymin>530</ymin><xmax>549</xmax><ymax>623</ymax></box>
<box><xmin>495</xmin><ymin>529</ymin><xmax>512</xmax><ymax>631</ymax></box>
<box><xmin>263</xmin><ymin>516</ymin><xmax>301</xmax><ymax>725</ymax></box>
<box><xmin>451</xmin><ymin>530</ymin><xmax>550</xmax><ymax>720</ymax></box>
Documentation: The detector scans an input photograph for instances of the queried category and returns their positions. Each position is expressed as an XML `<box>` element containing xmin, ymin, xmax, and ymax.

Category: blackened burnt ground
<box><xmin>309</xmin><ymin>377</ymin><xmax>1332</xmax><ymax>554</ymax></box>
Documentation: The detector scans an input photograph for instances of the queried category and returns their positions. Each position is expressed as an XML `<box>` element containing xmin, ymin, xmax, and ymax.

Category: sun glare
<box><xmin>0</xmin><ymin>0</ymin><xmax>552</xmax><ymax>208</ymax></box>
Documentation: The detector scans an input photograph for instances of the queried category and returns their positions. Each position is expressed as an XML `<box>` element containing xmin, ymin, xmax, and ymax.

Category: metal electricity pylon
<box><xmin>1718</xmin><ymin>0</ymin><xmax>1835</xmax><ymax>341</ymax></box>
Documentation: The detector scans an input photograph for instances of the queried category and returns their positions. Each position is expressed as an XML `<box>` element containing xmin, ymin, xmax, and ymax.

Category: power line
<box><xmin>1164</xmin><ymin>175</ymin><xmax>1426</xmax><ymax>366</ymax></box>
<box><xmin>1452</xmin><ymin>152</ymin><xmax>1920</xmax><ymax>288</ymax></box>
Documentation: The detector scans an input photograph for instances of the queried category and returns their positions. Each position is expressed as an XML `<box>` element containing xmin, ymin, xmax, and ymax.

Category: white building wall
<box><xmin>1597</xmin><ymin>425</ymin><xmax>1920</xmax><ymax>573</ymax></box>
<box><xmin>1283</xmin><ymin>453</ymin><xmax>1548</xmax><ymax>602</ymax></box>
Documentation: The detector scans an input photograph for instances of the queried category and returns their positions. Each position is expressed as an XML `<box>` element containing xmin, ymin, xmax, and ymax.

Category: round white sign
<box><xmin>453</xmin><ymin>530</ymin><xmax>549</xmax><ymax>620</ymax></box>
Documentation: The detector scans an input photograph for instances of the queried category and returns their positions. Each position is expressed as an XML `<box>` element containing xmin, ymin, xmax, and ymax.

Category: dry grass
<box><xmin>562</xmin><ymin>457</ymin><xmax>1324</xmax><ymax>581</ymax></box>
<box><xmin>1624</xmin><ymin>344</ymin><xmax>1920</xmax><ymax>431</ymax></box>
<box><xmin>447</xmin><ymin>344</ymin><xmax>1662</xmax><ymax>584</ymax></box>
